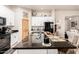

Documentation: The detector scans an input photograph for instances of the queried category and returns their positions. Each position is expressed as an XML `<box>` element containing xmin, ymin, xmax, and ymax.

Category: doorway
<box><xmin>22</xmin><ymin>18</ymin><xmax>29</xmax><ymax>42</ymax></box>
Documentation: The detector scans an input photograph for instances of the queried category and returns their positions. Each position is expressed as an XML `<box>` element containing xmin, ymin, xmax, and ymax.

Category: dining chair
<box><xmin>66</xmin><ymin>35</ymin><xmax>79</xmax><ymax>54</ymax></box>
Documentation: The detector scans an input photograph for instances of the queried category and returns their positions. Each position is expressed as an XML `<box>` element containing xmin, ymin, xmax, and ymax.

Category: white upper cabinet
<box><xmin>32</xmin><ymin>17</ymin><xmax>53</xmax><ymax>26</ymax></box>
<box><xmin>31</xmin><ymin>10</ymin><xmax>55</xmax><ymax>26</ymax></box>
<box><xmin>0</xmin><ymin>6</ymin><xmax>14</xmax><ymax>26</ymax></box>
<box><xmin>6</xmin><ymin>10</ymin><xmax>14</xmax><ymax>26</ymax></box>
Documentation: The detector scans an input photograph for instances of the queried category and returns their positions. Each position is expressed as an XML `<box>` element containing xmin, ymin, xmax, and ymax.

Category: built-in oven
<box><xmin>0</xmin><ymin>17</ymin><xmax>6</xmax><ymax>25</ymax></box>
<box><xmin>0</xmin><ymin>34</ymin><xmax>10</xmax><ymax>54</ymax></box>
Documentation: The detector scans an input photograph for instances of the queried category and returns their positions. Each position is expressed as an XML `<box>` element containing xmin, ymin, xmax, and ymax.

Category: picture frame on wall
<box><xmin>65</xmin><ymin>16</ymin><xmax>79</xmax><ymax>31</ymax></box>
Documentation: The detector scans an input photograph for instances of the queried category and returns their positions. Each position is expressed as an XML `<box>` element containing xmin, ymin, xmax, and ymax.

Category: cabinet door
<box><xmin>9</xmin><ymin>12</ymin><xmax>14</xmax><ymax>26</ymax></box>
<box><xmin>17</xmin><ymin>49</ymin><xmax>47</xmax><ymax>54</ymax></box>
<box><xmin>47</xmin><ymin>49</ymin><xmax>58</xmax><ymax>54</ymax></box>
<box><xmin>6</xmin><ymin>9</ymin><xmax>14</xmax><ymax>26</ymax></box>
<box><xmin>11</xmin><ymin>32</ymin><xmax>19</xmax><ymax>48</ymax></box>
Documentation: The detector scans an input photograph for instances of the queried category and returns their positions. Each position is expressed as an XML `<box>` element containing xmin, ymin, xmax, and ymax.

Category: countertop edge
<box><xmin>4</xmin><ymin>49</ymin><xmax>15</xmax><ymax>54</ymax></box>
<box><xmin>13</xmin><ymin>47</ymin><xmax>76</xmax><ymax>49</ymax></box>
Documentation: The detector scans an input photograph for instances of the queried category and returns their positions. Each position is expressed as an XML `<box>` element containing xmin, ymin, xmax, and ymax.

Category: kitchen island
<box><xmin>12</xmin><ymin>40</ymin><xmax>76</xmax><ymax>54</ymax></box>
<box><xmin>13</xmin><ymin>41</ymin><xmax>76</xmax><ymax>49</ymax></box>
<box><xmin>11</xmin><ymin>32</ymin><xmax>76</xmax><ymax>54</ymax></box>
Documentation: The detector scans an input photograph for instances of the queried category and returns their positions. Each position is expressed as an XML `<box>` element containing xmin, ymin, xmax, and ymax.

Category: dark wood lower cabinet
<box><xmin>58</xmin><ymin>49</ymin><xmax>68</xmax><ymax>54</ymax></box>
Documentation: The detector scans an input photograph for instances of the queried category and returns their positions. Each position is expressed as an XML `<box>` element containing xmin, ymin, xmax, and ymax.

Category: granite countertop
<box><xmin>13</xmin><ymin>41</ymin><xmax>76</xmax><ymax>49</ymax></box>
<box><xmin>0</xmin><ymin>30</ymin><xmax>18</xmax><ymax>36</ymax></box>
<box><xmin>11</xmin><ymin>30</ymin><xmax>18</xmax><ymax>33</ymax></box>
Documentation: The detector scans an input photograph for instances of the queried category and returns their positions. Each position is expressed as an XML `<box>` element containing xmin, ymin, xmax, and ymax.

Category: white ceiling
<box><xmin>10</xmin><ymin>5</ymin><xmax>79</xmax><ymax>10</ymax></box>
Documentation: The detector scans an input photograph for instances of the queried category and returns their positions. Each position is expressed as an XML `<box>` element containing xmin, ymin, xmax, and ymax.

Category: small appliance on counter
<box><xmin>42</xmin><ymin>33</ymin><xmax>51</xmax><ymax>47</ymax></box>
<box><xmin>55</xmin><ymin>24</ymin><xmax>57</xmax><ymax>32</ymax></box>
<box><xmin>42</xmin><ymin>36</ymin><xmax>51</xmax><ymax>47</ymax></box>
<box><xmin>64</xmin><ymin>32</ymin><xmax>68</xmax><ymax>39</ymax></box>
<box><xmin>42</xmin><ymin>39</ymin><xmax>51</xmax><ymax>47</ymax></box>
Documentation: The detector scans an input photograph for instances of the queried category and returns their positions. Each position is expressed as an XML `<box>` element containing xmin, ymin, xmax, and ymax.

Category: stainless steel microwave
<box><xmin>0</xmin><ymin>17</ymin><xmax>6</xmax><ymax>25</ymax></box>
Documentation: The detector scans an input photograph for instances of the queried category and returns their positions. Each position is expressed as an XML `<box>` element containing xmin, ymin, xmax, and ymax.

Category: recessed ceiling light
<box><xmin>69</xmin><ymin>18</ymin><xmax>72</xmax><ymax>20</ymax></box>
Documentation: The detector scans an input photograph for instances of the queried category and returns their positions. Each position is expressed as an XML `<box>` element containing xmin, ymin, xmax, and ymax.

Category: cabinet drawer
<box><xmin>17</xmin><ymin>49</ymin><xmax>47</xmax><ymax>54</ymax></box>
<box><xmin>11</xmin><ymin>32</ymin><xmax>19</xmax><ymax>47</ymax></box>
<box><xmin>47</xmin><ymin>49</ymin><xmax>58</xmax><ymax>54</ymax></box>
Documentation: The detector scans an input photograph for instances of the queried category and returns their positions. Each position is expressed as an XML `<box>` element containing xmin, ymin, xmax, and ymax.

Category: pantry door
<box><xmin>22</xmin><ymin>18</ymin><xmax>29</xmax><ymax>42</ymax></box>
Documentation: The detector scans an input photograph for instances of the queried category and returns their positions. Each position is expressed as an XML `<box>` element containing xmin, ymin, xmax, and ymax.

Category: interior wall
<box><xmin>55</xmin><ymin>10</ymin><xmax>79</xmax><ymax>37</ymax></box>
